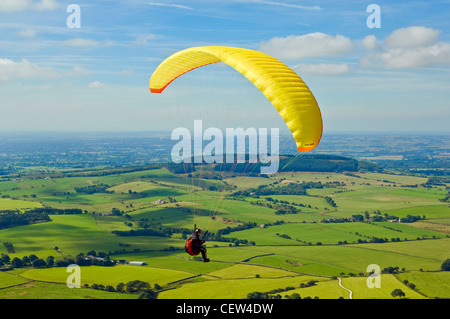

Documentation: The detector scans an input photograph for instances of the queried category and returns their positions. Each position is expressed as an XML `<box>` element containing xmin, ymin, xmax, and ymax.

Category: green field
<box><xmin>15</xmin><ymin>265</ymin><xmax>193</xmax><ymax>287</ymax></box>
<box><xmin>396</xmin><ymin>271</ymin><xmax>450</xmax><ymax>298</ymax></box>
<box><xmin>0</xmin><ymin>280</ymin><xmax>137</xmax><ymax>299</ymax></box>
<box><xmin>0</xmin><ymin>167</ymin><xmax>449</xmax><ymax>299</ymax></box>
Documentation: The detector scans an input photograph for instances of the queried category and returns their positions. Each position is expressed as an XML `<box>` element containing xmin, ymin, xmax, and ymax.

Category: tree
<box><xmin>391</xmin><ymin>289</ymin><xmax>405</xmax><ymax>298</ymax></box>
<box><xmin>247</xmin><ymin>292</ymin><xmax>270</xmax><ymax>299</ymax></box>
<box><xmin>0</xmin><ymin>253</ymin><xmax>10</xmax><ymax>264</ymax></box>
<box><xmin>46</xmin><ymin>256</ymin><xmax>54</xmax><ymax>267</ymax></box>
<box><xmin>139</xmin><ymin>290</ymin><xmax>158</xmax><ymax>299</ymax></box>
<box><xmin>32</xmin><ymin>259</ymin><xmax>47</xmax><ymax>268</ymax></box>
<box><xmin>22</xmin><ymin>256</ymin><xmax>31</xmax><ymax>266</ymax></box>
<box><xmin>441</xmin><ymin>259</ymin><xmax>450</xmax><ymax>271</ymax></box>
<box><xmin>286</xmin><ymin>293</ymin><xmax>301</xmax><ymax>299</ymax></box>
<box><xmin>153</xmin><ymin>283</ymin><xmax>162</xmax><ymax>291</ymax></box>
<box><xmin>87</xmin><ymin>250</ymin><xmax>97</xmax><ymax>257</ymax></box>
<box><xmin>105</xmin><ymin>286</ymin><xmax>115</xmax><ymax>292</ymax></box>
<box><xmin>11</xmin><ymin>257</ymin><xmax>23</xmax><ymax>268</ymax></box>
<box><xmin>116</xmin><ymin>282</ymin><xmax>125</xmax><ymax>293</ymax></box>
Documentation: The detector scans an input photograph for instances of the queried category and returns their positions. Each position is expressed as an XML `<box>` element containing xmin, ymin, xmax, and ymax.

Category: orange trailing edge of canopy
<box><xmin>149</xmin><ymin>46</ymin><xmax>323</xmax><ymax>153</ymax></box>
<box><xmin>150</xmin><ymin>61</ymin><xmax>220</xmax><ymax>93</ymax></box>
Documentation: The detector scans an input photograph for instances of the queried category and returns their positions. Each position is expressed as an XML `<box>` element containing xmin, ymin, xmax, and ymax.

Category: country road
<box><xmin>338</xmin><ymin>277</ymin><xmax>353</xmax><ymax>299</ymax></box>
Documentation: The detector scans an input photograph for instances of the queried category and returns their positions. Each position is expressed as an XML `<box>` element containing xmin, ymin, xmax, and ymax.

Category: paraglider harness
<box><xmin>185</xmin><ymin>225</ymin><xmax>208</xmax><ymax>257</ymax></box>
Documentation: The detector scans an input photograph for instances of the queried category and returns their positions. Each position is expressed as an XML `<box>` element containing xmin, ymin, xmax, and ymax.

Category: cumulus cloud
<box><xmin>360</xmin><ymin>42</ymin><xmax>450</xmax><ymax>69</ymax></box>
<box><xmin>0</xmin><ymin>0</ymin><xmax>58</xmax><ymax>12</ymax></box>
<box><xmin>0</xmin><ymin>58</ymin><xmax>58</xmax><ymax>82</ymax></box>
<box><xmin>293</xmin><ymin>63</ymin><xmax>351</xmax><ymax>75</ymax></box>
<box><xmin>259</xmin><ymin>33</ymin><xmax>353</xmax><ymax>60</ymax></box>
<box><xmin>384</xmin><ymin>26</ymin><xmax>441</xmax><ymax>48</ymax></box>
<box><xmin>361</xmin><ymin>35</ymin><xmax>379</xmax><ymax>51</ymax></box>
<box><xmin>360</xmin><ymin>26</ymin><xmax>450</xmax><ymax>69</ymax></box>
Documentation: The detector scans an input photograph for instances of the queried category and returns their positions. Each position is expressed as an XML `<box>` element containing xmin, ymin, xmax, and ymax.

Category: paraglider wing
<box><xmin>149</xmin><ymin>46</ymin><xmax>323</xmax><ymax>152</ymax></box>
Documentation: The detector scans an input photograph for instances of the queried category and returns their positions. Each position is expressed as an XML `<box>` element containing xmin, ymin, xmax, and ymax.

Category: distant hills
<box><xmin>166</xmin><ymin>154</ymin><xmax>383</xmax><ymax>176</ymax></box>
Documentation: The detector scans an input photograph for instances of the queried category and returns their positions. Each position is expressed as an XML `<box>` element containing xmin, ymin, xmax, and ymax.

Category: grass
<box><xmin>396</xmin><ymin>271</ymin><xmax>450</xmax><ymax>298</ymax></box>
<box><xmin>341</xmin><ymin>274</ymin><xmax>426</xmax><ymax>299</ymax></box>
<box><xmin>0</xmin><ymin>271</ymin><xmax>29</xmax><ymax>288</ymax></box>
<box><xmin>110</xmin><ymin>251</ymin><xmax>231</xmax><ymax>274</ymax></box>
<box><xmin>244</xmin><ymin>254</ymin><xmax>350</xmax><ymax>277</ymax></box>
<box><xmin>16</xmin><ymin>264</ymin><xmax>194</xmax><ymax>287</ymax></box>
<box><xmin>0</xmin><ymin>198</ymin><xmax>42</xmax><ymax>210</ymax></box>
<box><xmin>0</xmin><ymin>214</ymin><xmax>186</xmax><ymax>258</ymax></box>
<box><xmin>279</xmin><ymin>279</ymin><xmax>349</xmax><ymax>299</ymax></box>
<box><xmin>158</xmin><ymin>275</ymin><xmax>326</xmax><ymax>299</ymax></box>
<box><xmin>328</xmin><ymin>187</ymin><xmax>446</xmax><ymax>216</ymax></box>
<box><xmin>0</xmin><ymin>281</ymin><xmax>137</xmax><ymax>299</ymax></box>
<box><xmin>384</xmin><ymin>205</ymin><xmax>450</xmax><ymax>220</ymax></box>
<box><xmin>224</xmin><ymin>222</ymin><xmax>364</xmax><ymax>245</ymax></box>
<box><xmin>348</xmin><ymin>238</ymin><xmax>450</xmax><ymax>263</ymax></box>
<box><xmin>206</xmin><ymin>263</ymin><xmax>298</xmax><ymax>279</ymax></box>
<box><xmin>240</xmin><ymin>244</ymin><xmax>443</xmax><ymax>273</ymax></box>
<box><xmin>0</xmin><ymin>168</ymin><xmax>449</xmax><ymax>299</ymax></box>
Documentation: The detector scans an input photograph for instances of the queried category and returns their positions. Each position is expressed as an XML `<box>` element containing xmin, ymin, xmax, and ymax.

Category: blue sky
<box><xmin>0</xmin><ymin>0</ymin><xmax>449</xmax><ymax>133</ymax></box>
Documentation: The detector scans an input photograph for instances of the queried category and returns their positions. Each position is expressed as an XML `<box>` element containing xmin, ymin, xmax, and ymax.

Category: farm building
<box><xmin>129</xmin><ymin>261</ymin><xmax>147</xmax><ymax>266</ymax></box>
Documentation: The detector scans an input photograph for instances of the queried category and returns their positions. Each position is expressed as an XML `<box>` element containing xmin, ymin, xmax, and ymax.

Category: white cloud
<box><xmin>148</xmin><ymin>2</ymin><xmax>192</xmax><ymax>10</ymax></box>
<box><xmin>385</xmin><ymin>26</ymin><xmax>441</xmax><ymax>48</ymax></box>
<box><xmin>61</xmin><ymin>38</ymin><xmax>99</xmax><ymax>47</ymax></box>
<box><xmin>34</xmin><ymin>0</ymin><xmax>58</xmax><ymax>11</ymax></box>
<box><xmin>293</xmin><ymin>63</ymin><xmax>351</xmax><ymax>75</ymax></box>
<box><xmin>0</xmin><ymin>58</ymin><xmax>58</xmax><ymax>82</ymax></box>
<box><xmin>17</xmin><ymin>29</ymin><xmax>36</xmax><ymax>38</ymax></box>
<box><xmin>133</xmin><ymin>34</ymin><xmax>158</xmax><ymax>45</ymax></box>
<box><xmin>236</xmin><ymin>0</ymin><xmax>321</xmax><ymax>10</ymax></box>
<box><xmin>259</xmin><ymin>33</ymin><xmax>353</xmax><ymax>60</ymax></box>
<box><xmin>68</xmin><ymin>66</ymin><xmax>90</xmax><ymax>77</ymax></box>
<box><xmin>119</xmin><ymin>70</ymin><xmax>134</xmax><ymax>77</ymax></box>
<box><xmin>89</xmin><ymin>81</ymin><xmax>104</xmax><ymax>88</ymax></box>
<box><xmin>360</xmin><ymin>26</ymin><xmax>450</xmax><ymax>69</ymax></box>
<box><xmin>0</xmin><ymin>0</ymin><xmax>30</xmax><ymax>12</ymax></box>
<box><xmin>361</xmin><ymin>35</ymin><xmax>379</xmax><ymax>51</ymax></box>
<box><xmin>360</xmin><ymin>42</ymin><xmax>450</xmax><ymax>69</ymax></box>
<box><xmin>0</xmin><ymin>0</ymin><xmax>58</xmax><ymax>12</ymax></box>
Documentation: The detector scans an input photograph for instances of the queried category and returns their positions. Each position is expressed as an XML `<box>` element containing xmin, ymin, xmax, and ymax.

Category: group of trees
<box><xmin>112</xmin><ymin>218</ymin><xmax>258</xmax><ymax>246</ymax></box>
<box><xmin>0</xmin><ymin>207</ymin><xmax>85</xmax><ymax>230</ymax></box>
<box><xmin>0</xmin><ymin>253</ymin><xmax>51</xmax><ymax>269</ymax></box>
<box><xmin>323</xmin><ymin>211</ymin><xmax>426</xmax><ymax>224</ymax></box>
<box><xmin>74</xmin><ymin>183</ymin><xmax>112</xmax><ymax>194</ymax></box>
<box><xmin>3</xmin><ymin>242</ymin><xmax>14</xmax><ymax>253</ymax></box>
<box><xmin>27</xmin><ymin>207</ymin><xmax>84</xmax><ymax>215</ymax></box>
<box><xmin>247</xmin><ymin>280</ymin><xmax>319</xmax><ymax>299</ymax></box>
<box><xmin>0</xmin><ymin>211</ymin><xmax>51</xmax><ymax>230</ymax></box>
<box><xmin>87</xmin><ymin>280</ymin><xmax>160</xmax><ymax>299</ymax></box>
<box><xmin>0</xmin><ymin>249</ymin><xmax>116</xmax><ymax>270</ymax></box>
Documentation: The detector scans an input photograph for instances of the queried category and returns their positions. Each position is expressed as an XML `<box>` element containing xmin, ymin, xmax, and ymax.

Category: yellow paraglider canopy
<box><xmin>149</xmin><ymin>46</ymin><xmax>322</xmax><ymax>152</ymax></box>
